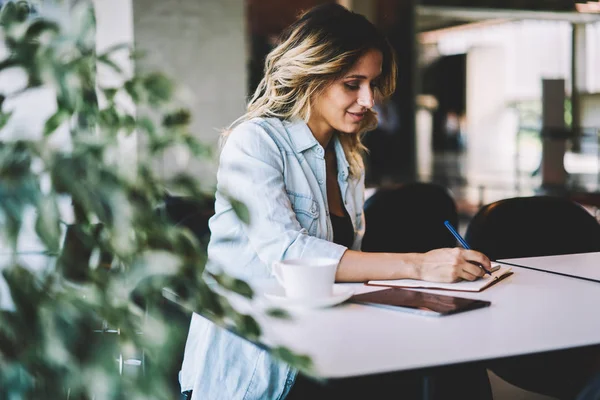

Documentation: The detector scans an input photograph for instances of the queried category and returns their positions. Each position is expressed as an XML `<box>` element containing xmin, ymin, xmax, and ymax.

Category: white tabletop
<box><xmin>5</xmin><ymin>253</ymin><xmax>600</xmax><ymax>380</ymax></box>
<box><xmin>249</xmin><ymin>257</ymin><xmax>600</xmax><ymax>379</ymax></box>
<box><xmin>499</xmin><ymin>252</ymin><xmax>600</xmax><ymax>282</ymax></box>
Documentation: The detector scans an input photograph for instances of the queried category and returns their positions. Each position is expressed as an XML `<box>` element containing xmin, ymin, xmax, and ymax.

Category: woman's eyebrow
<box><xmin>343</xmin><ymin>73</ymin><xmax>381</xmax><ymax>80</ymax></box>
<box><xmin>344</xmin><ymin>74</ymin><xmax>367</xmax><ymax>80</ymax></box>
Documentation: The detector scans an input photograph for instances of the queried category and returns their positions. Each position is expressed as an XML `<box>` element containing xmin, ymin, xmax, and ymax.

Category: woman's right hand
<box><xmin>415</xmin><ymin>248</ymin><xmax>493</xmax><ymax>283</ymax></box>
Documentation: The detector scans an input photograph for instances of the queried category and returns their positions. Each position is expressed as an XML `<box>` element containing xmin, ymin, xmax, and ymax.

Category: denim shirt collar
<box><xmin>285</xmin><ymin>118</ymin><xmax>319</xmax><ymax>153</ymax></box>
<box><xmin>285</xmin><ymin>119</ymin><xmax>350</xmax><ymax>181</ymax></box>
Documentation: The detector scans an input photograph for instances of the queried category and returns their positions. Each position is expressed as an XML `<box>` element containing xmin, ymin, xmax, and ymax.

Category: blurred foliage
<box><xmin>0</xmin><ymin>1</ymin><xmax>311</xmax><ymax>399</ymax></box>
<box><xmin>512</xmin><ymin>97</ymin><xmax>573</xmax><ymax>135</ymax></box>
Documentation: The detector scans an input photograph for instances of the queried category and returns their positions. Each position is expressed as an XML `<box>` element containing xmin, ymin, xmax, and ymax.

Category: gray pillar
<box><xmin>93</xmin><ymin>0</ymin><xmax>137</xmax><ymax>174</ymax></box>
<box><xmin>540</xmin><ymin>78</ymin><xmax>569</xmax><ymax>192</ymax></box>
<box><xmin>571</xmin><ymin>23</ymin><xmax>586</xmax><ymax>153</ymax></box>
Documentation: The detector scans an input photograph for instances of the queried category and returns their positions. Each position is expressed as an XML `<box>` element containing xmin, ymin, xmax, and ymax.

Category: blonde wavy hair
<box><xmin>225</xmin><ymin>3</ymin><xmax>397</xmax><ymax>178</ymax></box>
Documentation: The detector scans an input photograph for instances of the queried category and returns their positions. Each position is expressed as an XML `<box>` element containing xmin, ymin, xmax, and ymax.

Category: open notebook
<box><xmin>366</xmin><ymin>263</ymin><xmax>513</xmax><ymax>293</ymax></box>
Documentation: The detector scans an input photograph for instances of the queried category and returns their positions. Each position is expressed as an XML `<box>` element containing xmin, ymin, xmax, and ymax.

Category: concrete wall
<box><xmin>132</xmin><ymin>0</ymin><xmax>247</xmax><ymax>185</ymax></box>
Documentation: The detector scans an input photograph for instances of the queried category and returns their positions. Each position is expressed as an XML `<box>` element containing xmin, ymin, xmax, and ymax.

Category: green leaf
<box><xmin>163</xmin><ymin>109</ymin><xmax>191</xmax><ymax>128</ymax></box>
<box><xmin>230</xmin><ymin>197</ymin><xmax>250</xmax><ymax>225</ymax></box>
<box><xmin>34</xmin><ymin>195</ymin><xmax>61</xmax><ymax>253</ymax></box>
<box><xmin>0</xmin><ymin>141</ymin><xmax>33</xmax><ymax>180</ymax></box>
<box><xmin>183</xmin><ymin>135</ymin><xmax>212</xmax><ymax>157</ymax></box>
<box><xmin>0</xmin><ymin>111</ymin><xmax>12</xmax><ymax>130</ymax></box>
<box><xmin>43</xmin><ymin>109</ymin><xmax>70</xmax><ymax>136</ymax></box>
<box><xmin>143</xmin><ymin>72</ymin><xmax>173</xmax><ymax>106</ymax></box>
<box><xmin>210</xmin><ymin>271</ymin><xmax>254</xmax><ymax>299</ymax></box>
<box><xmin>167</xmin><ymin>174</ymin><xmax>203</xmax><ymax>197</ymax></box>
<box><xmin>137</xmin><ymin>116</ymin><xmax>156</xmax><ymax>137</ymax></box>
<box><xmin>97</xmin><ymin>43</ymin><xmax>130</xmax><ymax>58</ymax></box>
<box><xmin>122</xmin><ymin>114</ymin><xmax>136</xmax><ymax>135</ymax></box>
<box><xmin>97</xmin><ymin>54</ymin><xmax>123</xmax><ymax>74</ymax></box>
<box><xmin>2</xmin><ymin>265</ymin><xmax>45</xmax><ymax>318</ymax></box>
<box><xmin>265</xmin><ymin>308</ymin><xmax>291</xmax><ymax>319</ymax></box>
<box><xmin>270</xmin><ymin>346</ymin><xmax>313</xmax><ymax>373</ymax></box>
<box><xmin>0</xmin><ymin>2</ymin><xmax>19</xmax><ymax>26</ymax></box>
<box><xmin>102</xmin><ymin>88</ymin><xmax>118</xmax><ymax>102</ymax></box>
<box><xmin>98</xmin><ymin>107</ymin><xmax>120</xmax><ymax>130</ymax></box>
<box><xmin>14</xmin><ymin>1</ymin><xmax>32</xmax><ymax>22</ymax></box>
<box><xmin>235</xmin><ymin>313</ymin><xmax>261</xmax><ymax>339</ymax></box>
<box><xmin>118</xmin><ymin>250</ymin><xmax>183</xmax><ymax>296</ymax></box>
<box><xmin>124</xmin><ymin>79</ymin><xmax>141</xmax><ymax>103</ymax></box>
<box><xmin>24</xmin><ymin>18</ymin><xmax>59</xmax><ymax>41</ymax></box>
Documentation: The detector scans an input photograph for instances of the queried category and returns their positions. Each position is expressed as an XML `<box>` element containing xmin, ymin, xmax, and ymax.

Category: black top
<box><xmin>330</xmin><ymin>209</ymin><xmax>355</xmax><ymax>248</ymax></box>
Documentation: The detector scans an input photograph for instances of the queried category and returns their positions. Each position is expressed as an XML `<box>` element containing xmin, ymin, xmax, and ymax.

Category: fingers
<box><xmin>464</xmin><ymin>250</ymin><xmax>492</xmax><ymax>273</ymax></box>
<box><xmin>461</xmin><ymin>261</ymin><xmax>486</xmax><ymax>280</ymax></box>
<box><xmin>419</xmin><ymin>248</ymin><xmax>493</xmax><ymax>283</ymax></box>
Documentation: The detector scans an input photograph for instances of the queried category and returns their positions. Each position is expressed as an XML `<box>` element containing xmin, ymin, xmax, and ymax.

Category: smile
<box><xmin>347</xmin><ymin>112</ymin><xmax>365</xmax><ymax>122</ymax></box>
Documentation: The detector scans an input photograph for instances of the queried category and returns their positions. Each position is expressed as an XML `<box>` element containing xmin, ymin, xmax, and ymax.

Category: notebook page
<box><xmin>366</xmin><ymin>265</ymin><xmax>513</xmax><ymax>292</ymax></box>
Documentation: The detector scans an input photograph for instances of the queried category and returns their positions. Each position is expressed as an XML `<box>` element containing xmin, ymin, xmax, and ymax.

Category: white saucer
<box><xmin>263</xmin><ymin>284</ymin><xmax>354</xmax><ymax>309</ymax></box>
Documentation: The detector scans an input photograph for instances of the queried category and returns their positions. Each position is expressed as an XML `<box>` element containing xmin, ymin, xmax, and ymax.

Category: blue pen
<box><xmin>444</xmin><ymin>220</ymin><xmax>492</xmax><ymax>276</ymax></box>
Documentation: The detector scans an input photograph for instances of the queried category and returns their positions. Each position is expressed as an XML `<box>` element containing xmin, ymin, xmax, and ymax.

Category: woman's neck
<box><xmin>306</xmin><ymin>120</ymin><xmax>335</xmax><ymax>149</ymax></box>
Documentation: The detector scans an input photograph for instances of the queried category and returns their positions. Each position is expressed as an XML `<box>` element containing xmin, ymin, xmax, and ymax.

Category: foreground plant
<box><xmin>0</xmin><ymin>1</ymin><xmax>310</xmax><ymax>398</ymax></box>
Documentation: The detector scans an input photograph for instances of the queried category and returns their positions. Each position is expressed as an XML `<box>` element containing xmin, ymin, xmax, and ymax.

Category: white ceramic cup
<box><xmin>272</xmin><ymin>257</ymin><xmax>339</xmax><ymax>300</ymax></box>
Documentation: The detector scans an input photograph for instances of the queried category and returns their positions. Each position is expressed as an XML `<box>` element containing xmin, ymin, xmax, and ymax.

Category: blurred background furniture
<box><xmin>130</xmin><ymin>193</ymin><xmax>216</xmax><ymax>396</ymax></box>
<box><xmin>577</xmin><ymin>371</ymin><xmax>600</xmax><ymax>400</ymax></box>
<box><xmin>465</xmin><ymin>195</ymin><xmax>600</xmax><ymax>260</ymax></box>
<box><xmin>362</xmin><ymin>182</ymin><xmax>459</xmax><ymax>253</ymax></box>
<box><xmin>159</xmin><ymin>193</ymin><xmax>215</xmax><ymax>245</ymax></box>
<box><xmin>464</xmin><ymin>195</ymin><xmax>600</xmax><ymax>399</ymax></box>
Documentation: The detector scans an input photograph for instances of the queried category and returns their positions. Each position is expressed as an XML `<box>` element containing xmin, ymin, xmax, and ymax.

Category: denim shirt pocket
<box><xmin>287</xmin><ymin>192</ymin><xmax>319</xmax><ymax>236</ymax></box>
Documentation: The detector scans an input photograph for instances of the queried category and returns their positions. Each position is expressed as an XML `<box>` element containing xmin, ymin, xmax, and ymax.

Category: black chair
<box><xmin>159</xmin><ymin>193</ymin><xmax>215</xmax><ymax>244</ymax></box>
<box><xmin>465</xmin><ymin>195</ymin><xmax>600</xmax><ymax>260</ymax></box>
<box><xmin>141</xmin><ymin>193</ymin><xmax>215</xmax><ymax>397</ymax></box>
<box><xmin>577</xmin><ymin>371</ymin><xmax>600</xmax><ymax>400</ymax></box>
<box><xmin>361</xmin><ymin>183</ymin><xmax>492</xmax><ymax>399</ymax></box>
<box><xmin>361</xmin><ymin>182</ymin><xmax>459</xmax><ymax>253</ymax></box>
<box><xmin>464</xmin><ymin>195</ymin><xmax>600</xmax><ymax>399</ymax></box>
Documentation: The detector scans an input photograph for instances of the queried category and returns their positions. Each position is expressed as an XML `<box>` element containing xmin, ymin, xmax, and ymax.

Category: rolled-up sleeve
<box><xmin>217</xmin><ymin>122</ymin><xmax>347</xmax><ymax>270</ymax></box>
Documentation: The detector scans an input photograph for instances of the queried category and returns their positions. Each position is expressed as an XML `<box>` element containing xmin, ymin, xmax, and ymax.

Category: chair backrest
<box><xmin>361</xmin><ymin>182</ymin><xmax>459</xmax><ymax>253</ymax></box>
<box><xmin>152</xmin><ymin>194</ymin><xmax>215</xmax><ymax>395</ymax></box>
<box><xmin>159</xmin><ymin>194</ymin><xmax>215</xmax><ymax>243</ymax></box>
<box><xmin>465</xmin><ymin>195</ymin><xmax>600</xmax><ymax>260</ymax></box>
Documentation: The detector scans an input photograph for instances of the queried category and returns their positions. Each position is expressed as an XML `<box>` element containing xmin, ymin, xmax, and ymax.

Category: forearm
<box><xmin>335</xmin><ymin>249</ymin><xmax>422</xmax><ymax>282</ymax></box>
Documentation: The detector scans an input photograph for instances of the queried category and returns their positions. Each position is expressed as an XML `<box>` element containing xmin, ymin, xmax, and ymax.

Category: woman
<box><xmin>179</xmin><ymin>4</ymin><xmax>493</xmax><ymax>400</ymax></box>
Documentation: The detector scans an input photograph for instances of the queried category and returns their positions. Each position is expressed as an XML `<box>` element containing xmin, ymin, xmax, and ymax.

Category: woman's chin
<box><xmin>336</xmin><ymin>124</ymin><xmax>361</xmax><ymax>135</ymax></box>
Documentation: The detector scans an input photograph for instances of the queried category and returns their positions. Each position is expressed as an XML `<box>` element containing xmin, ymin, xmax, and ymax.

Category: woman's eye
<box><xmin>370</xmin><ymin>82</ymin><xmax>381</xmax><ymax>90</ymax></box>
<box><xmin>344</xmin><ymin>83</ymin><xmax>359</xmax><ymax>90</ymax></box>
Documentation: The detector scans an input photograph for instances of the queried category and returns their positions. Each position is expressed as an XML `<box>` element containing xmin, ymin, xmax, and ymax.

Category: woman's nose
<box><xmin>357</xmin><ymin>88</ymin><xmax>374</xmax><ymax>108</ymax></box>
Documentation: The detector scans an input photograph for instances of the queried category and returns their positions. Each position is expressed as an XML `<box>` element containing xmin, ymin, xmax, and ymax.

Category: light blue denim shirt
<box><xmin>179</xmin><ymin>117</ymin><xmax>365</xmax><ymax>400</ymax></box>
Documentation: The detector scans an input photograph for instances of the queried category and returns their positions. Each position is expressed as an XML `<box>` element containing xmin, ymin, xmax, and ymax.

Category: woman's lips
<box><xmin>347</xmin><ymin>111</ymin><xmax>365</xmax><ymax>122</ymax></box>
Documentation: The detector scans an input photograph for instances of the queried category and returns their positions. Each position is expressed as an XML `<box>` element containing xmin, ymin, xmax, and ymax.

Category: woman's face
<box><xmin>308</xmin><ymin>48</ymin><xmax>382</xmax><ymax>141</ymax></box>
